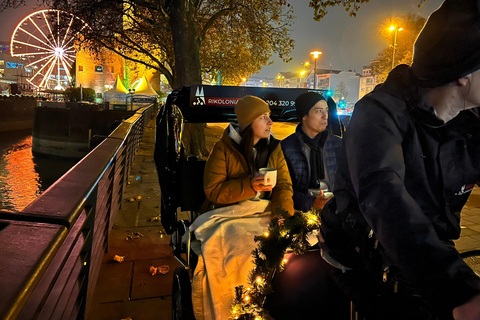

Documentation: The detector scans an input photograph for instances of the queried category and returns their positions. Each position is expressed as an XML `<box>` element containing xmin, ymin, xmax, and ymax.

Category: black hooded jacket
<box><xmin>320</xmin><ymin>64</ymin><xmax>480</xmax><ymax>312</ymax></box>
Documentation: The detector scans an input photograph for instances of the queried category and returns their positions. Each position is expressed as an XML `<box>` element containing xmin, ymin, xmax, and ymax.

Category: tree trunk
<box><xmin>170</xmin><ymin>0</ymin><xmax>208</xmax><ymax>157</ymax></box>
<box><xmin>170</xmin><ymin>0</ymin><xmax>202</xmax><ymax>87</ymax></box>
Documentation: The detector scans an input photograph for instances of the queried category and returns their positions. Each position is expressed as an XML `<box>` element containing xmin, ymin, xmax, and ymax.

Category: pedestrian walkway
<box><xmin>87</xmin><ymin>119</ymin><xmax>178</xmax><ymax>320</ymax></box>
<box><xmin>455</xmin><ymin>187</ymin><xmax>480</xmax><ymax>252</ymax></box>
<box><xmin>86</xmin><ymin>118</ymin><xmax>480</xmax><ymax>320</ymax></box>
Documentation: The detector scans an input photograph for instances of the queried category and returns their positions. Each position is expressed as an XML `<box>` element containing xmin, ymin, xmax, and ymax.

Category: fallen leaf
<box><xmin>149</xmin><ymin>265</ymin><xmax>158</xmax><ymax>276</ymax></box>
<box><xmin>125</xmin><ymin>232</ymin><xmax>144</xmax><ymax>241</ymax></box>
<box><xmin>149</xmin><ymin>216</ymin><xmax>161</xmax><ymax>222</ymax></box>
<box><xmin>112</xmin><ymin>255</ymin><xmax>126</xmax><ymax>263</ymax></box>
<box><xmin>157</xmin><ymin>265</ymin><xmax>169</xmax><ymax>274</ymax></box>
<box><xmin>149</xmin><ymin>265</ymin><xmax>170</xmax><ymax>276</ymax></box>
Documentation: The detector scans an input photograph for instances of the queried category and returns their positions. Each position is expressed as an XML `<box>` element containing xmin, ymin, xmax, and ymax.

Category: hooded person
<box><xmin>281</xmin><ymin>92</ymin><xmax>343</xmax><ymax>212</ymax></box>
<box><xmin>319</xmin><ymin>0</ymin><xmax>480</xmax><ymax>319</ymax></box>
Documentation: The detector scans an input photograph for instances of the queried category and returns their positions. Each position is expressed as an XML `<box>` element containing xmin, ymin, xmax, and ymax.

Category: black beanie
<box><xmin>411</xmin><ymin>0</ymin><xmax>480</xmax><ymax>87</ymax></box>
<box><xmin>295</xmin><ymin>92</ymin><xmax>326</xmax><ymax>119</ymax></box>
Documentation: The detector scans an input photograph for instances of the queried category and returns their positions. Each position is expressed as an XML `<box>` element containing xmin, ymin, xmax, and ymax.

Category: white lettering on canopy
<box><xmin>206</xmin><ymin>97</ymin><xmax>241</xmax><ymax>106</ymax></box>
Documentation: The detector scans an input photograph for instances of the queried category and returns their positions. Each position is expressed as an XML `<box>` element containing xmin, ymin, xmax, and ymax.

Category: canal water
<box><xmin>0</xmin><ymin>129</ymin><xmax>78</xmax><ymax>212</ymax></box>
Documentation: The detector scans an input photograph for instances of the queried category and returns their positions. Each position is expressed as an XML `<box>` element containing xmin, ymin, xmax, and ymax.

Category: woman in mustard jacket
<box><xmin>203</xmin><ymin>95</ymin><xmax>294</xmax><ymax>215</ymax></box>
<box><xmin>193</xmin><ymin>95</ymin><xmax>294</xmax><ymax>320</ymax></box>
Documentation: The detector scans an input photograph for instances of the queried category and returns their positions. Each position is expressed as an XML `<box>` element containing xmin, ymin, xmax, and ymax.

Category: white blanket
<box><xmin>190</xmin><ymin>200</ymin><xmax>271</xmax><ymax>320</ymax></box>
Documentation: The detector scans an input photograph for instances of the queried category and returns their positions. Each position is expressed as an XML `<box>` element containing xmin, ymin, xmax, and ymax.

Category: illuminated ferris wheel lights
<box><xmin>11</xmin><ymin>9</ymin><xmax>86</xmax><ymax>90</ymax></box>
<box><xmin>54</xmin><ymin>47</ymin><xmax>64</xmax><ymax>57</ymax></box>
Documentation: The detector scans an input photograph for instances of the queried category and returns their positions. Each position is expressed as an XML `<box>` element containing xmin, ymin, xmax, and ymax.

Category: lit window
<box><xmin>110</xmin><ymin>66</ymin><xmax>114</xmax><ymax>73</ymax></box>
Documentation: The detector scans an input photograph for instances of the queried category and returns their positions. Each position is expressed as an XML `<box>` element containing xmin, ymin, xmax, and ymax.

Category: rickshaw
<box><xmin>154</xmin><ymin>85</ymin><xmax>351</xmax><ymax>320</ymax></box>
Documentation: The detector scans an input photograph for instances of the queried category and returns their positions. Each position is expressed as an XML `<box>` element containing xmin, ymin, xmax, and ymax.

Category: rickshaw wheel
<box><xmin>172</xmin><ymin>266</ymin><xmax>195</xmax><ymax>320</ymax></box>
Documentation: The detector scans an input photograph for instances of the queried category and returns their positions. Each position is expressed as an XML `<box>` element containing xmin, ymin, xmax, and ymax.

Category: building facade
<box><xmin>358</xmin><ymin>65</ymin><xmax>378</xmax><ymax>99</ymax></box>
<box><xmin>75</xmin><ymin>48</ymin><xmax>126</xmax><ymax>101</ymax></box>
<box><xmin>0</xmin><ymin>41</ymin><xmax>34</xmax><ymax>94</ymax></box>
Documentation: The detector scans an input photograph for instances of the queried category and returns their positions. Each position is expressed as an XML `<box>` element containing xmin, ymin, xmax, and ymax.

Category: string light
<box><xmin>230</xmin><ymin>208</ymin><xmax>322</xmax><ymax>320</ymax></box>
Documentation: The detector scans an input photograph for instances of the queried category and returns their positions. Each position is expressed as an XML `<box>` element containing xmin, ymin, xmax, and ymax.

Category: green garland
<box><xmin>230</xmin><ymin>208</ymin><xmax>321</xmax><ymax>320</ymax></box>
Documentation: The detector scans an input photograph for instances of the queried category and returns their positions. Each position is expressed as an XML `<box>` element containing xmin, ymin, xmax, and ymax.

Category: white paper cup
<box><xmin>309</xmin><ymin>189</ymin><xmax>322</xmax><ymax>197</ymax></box>
<box><xmin>258</xmin><ymin>167</ymin><xmax>277</xmax><ymax>187</ymax></box>
<box><xmin>322</xmin><ymin>191</ymin><xmax>334</xmax><ymax>199</ymax></box>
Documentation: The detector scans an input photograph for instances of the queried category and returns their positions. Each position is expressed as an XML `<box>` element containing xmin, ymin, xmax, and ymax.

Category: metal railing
<box><xmin>0</xmin><ymin>103</ymin><xmax>158</xmax><ymax>320</ymax></box>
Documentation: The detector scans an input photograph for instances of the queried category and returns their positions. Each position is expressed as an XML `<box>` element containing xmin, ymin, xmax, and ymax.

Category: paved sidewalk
<box><xmin>455</xmin><ymin>187</ymin><xmax>480</xmax><ymax>252</ymax></box>
<box><xmin>87</xmin><ymin>119</ymin><xmax>178</xmax><ymax>320</ymax></box>
<box><xmin>86</xmin><ymin>119</ymin><xmax>480</xmax><ymax>320</ymax></box>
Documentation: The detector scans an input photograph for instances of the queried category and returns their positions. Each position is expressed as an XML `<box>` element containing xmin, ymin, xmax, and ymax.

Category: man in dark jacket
<box><xmin>281</xmin><ymin>92</ymin><xmax>343</xmax><ymax>212</ymax></box>
<box><xmin>320</xmin><ymin>0</ymin><xmax>480</xmax><ymax>319</ymax></box>
<box><xmin>321</xmin><ymin>0</ymin><xmax>480</xmax><ymax>320</ymax></box>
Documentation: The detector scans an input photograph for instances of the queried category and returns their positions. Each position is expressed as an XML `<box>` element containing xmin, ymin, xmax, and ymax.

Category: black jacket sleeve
<box><xmin>346</xmin><ymin>99</ymin><xmax>480</xmax><ymax>310</ymax></box>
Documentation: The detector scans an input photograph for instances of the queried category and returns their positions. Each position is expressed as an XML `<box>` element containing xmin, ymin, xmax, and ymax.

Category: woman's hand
<box><xmin>312</xmin><ymin>191</ymin><xmax>330</xmax><ymax>209</ymax></box>
<box><xmin>453</xmin><ymin>294</ymin><xmax>480</xmax><ymax>320</ymax></box>
<box><xmin>251</xmin><ymin>175</ymin><xmax>273</xmax><ymax>192</ymax></box>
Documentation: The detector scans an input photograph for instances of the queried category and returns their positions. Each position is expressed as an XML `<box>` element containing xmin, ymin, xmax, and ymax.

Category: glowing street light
<box><xmin>277</xmin><ymin>74</ymin><xmax>285</xmax><ymax>87</ymax></box>
<box><xmin>310</xmin><ymin>50</ymin><xmax>322</xmax><ymax>89</ymax></box>
<box><xmin>299</xmin><ymin>70</ymin><xmax>307</xmax><ymax>88</ymax></box>
<box><xmin>389</xmin><ymin>26</ymin><xmax>403</xmax><ymax>69</ymax></box>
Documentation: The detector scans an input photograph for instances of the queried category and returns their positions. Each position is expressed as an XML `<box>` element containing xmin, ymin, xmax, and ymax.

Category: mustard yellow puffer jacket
<box><xmin>204</xmin><ymin>125</ymin><xmax>294</xmax><ymax>215</ymax></box>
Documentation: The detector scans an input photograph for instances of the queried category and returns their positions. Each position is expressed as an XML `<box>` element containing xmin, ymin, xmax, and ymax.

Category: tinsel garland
<box><xmin>229</xmin><ymin>208</ymin><xmax>321</xmax><ymax>320</ymax></box>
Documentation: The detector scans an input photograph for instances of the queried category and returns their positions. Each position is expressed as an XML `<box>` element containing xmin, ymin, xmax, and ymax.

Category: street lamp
<box><xmin>389</xmin><ymin>26</ymin><xmax>403</xmax><ymax>69</ymax></box>
<box><xmin>277</xmin><ymin>74</ymin><xmax>285</xmax><ymax>87</ymax></box>
<box><xmin>242</xmin><ymin>77</ymin><xmax>247</xmax><ymax>86</ymax></box>
<box><xmin>128</xmin><ymin>88</ymin><xmax>135</xmax><ymax>110</ymax></box>
<box><xmin>310</xmin><ymin>51</ymin><xmax>322</xmax><ymax>89</ymax></box>
<box><xmin>300</xmin><ymin>70</ymin><xmax>307</xmax><ymax>88</ymax></box>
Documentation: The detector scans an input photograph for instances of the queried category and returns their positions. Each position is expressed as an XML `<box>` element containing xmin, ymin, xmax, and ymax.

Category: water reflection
<box><xmin>1</xmin><ymin>135</ymin><xmax>41</xmax><ymax>211</ymax></box>
<box><xmin>0</xmin><ymin>130</ymin><xmax>77</xmax><ymax>212</ymax></box>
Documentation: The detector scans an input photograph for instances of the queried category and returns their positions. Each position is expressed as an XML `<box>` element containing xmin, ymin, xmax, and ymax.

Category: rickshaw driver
<box><xmin>319</xmin><ymin>0</ymin><xmax>480</xmax><ymax>319</ymax></box>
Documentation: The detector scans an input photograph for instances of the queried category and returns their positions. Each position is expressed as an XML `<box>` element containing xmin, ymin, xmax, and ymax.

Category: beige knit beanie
<box><xmin>235</xmin><ymin>95</ymin><xmax>271</xmax><ymax>128</ymax></box>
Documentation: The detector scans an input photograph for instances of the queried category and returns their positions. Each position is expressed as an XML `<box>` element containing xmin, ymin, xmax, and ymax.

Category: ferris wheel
<box><xmin>10</xmin><ymin>9</ymin><xmax>87</xmax><ymax>91</ymax></box>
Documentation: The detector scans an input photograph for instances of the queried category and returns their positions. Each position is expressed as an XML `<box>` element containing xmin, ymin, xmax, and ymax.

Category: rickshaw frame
<box><xmin>154</xmin><ymin>84</ymin><xmax>348</xmax><ymax>320</ymax></box>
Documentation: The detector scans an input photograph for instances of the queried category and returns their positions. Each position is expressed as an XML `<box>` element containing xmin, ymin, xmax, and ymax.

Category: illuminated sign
<box><xmin>6</xmin><ymin>62</ymin><xmax>23</xmax><ymax>68</ymax></box>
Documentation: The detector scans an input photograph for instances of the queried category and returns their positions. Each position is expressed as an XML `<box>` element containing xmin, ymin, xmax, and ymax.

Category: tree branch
<box><xmin>199</xmin><ymin>6</ymin><xmax>234</xmax><ymax>42</ymax></box>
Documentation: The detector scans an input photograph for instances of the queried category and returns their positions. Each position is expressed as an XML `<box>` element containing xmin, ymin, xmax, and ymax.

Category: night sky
<box><xmin>0</xmin><ymin>0</ymin><xmax>444</xmax><ymax>77</ymax></box>
<box><xmin>257</xmin><ymin>0</ymin><xmax>444</xmax><ymax>78</ymax></box>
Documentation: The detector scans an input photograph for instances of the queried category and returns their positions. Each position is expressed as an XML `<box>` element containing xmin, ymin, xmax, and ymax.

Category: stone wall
<box><xmin>0</xmin><ymin>95</ymin><xmax>36</xmax><ymax>132</ymax></box>
<box><xmin>32</xmin><ymin>107</ymin><xmax>134</xmax><ymax>158</ymax></box>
